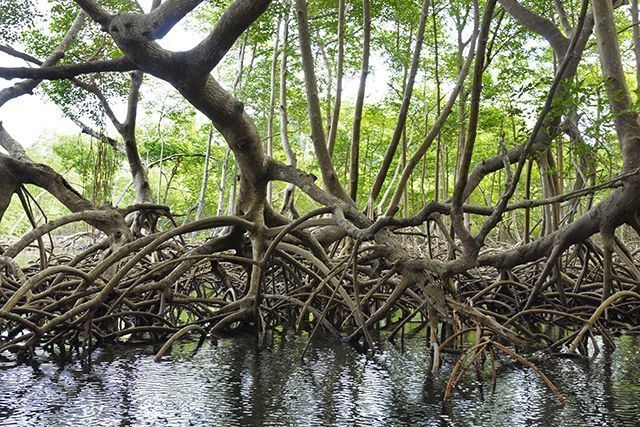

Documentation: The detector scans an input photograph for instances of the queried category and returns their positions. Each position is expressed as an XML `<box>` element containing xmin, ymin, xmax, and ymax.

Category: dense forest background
<box><xmin>2</xmin><ymin>0</ymin><xmax>630</xmax><ymax>240</ymax></box>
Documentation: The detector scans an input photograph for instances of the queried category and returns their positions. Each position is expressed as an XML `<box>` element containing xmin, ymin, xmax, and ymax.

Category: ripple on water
<box><xmin>1</xmin><ymin>335</ymin><xmax>639</xmax><ymax>426</ymax></box>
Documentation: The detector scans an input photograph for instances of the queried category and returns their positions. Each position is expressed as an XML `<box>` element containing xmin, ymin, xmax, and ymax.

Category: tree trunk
<box><xmin>593</xmin><ymin>0</ymin><xmax>640</xmax><ymax>170</ymax></box>
<box><xmin>266</xmin><ymin>16</ymin><xmax>282</xmax><ymax>204</ymax></box>
<box><xmin>327</xmin><ymin>0</ymin><xmax>346</xmax><ymax>157</ymax></box>
<box><xmin>195</xmin><ymin>125</ymin><xmax>214</xmax><ymax>221</ymax></box>
<box><xmin>279</xmin><ymin>16</ymin><xmax>298</xmax><ymax>217</ymax></box>
<box><xmin>349</xmin><ymin>0</ymin><xmax>371</xmax><ymax>203</ymax></box>
<box><xmin>368</xmin><ymin>0</ymin><xmax>430</xmax><ymax>206</ymax></box>
<box><xmin>122</xmin><ymin>71</ymin><xmax>154</xmax><ymax>205</ymax></box>
<box><xmin>295</xmin><ymin>0</ymin><xmax>351</xmax><ymax>203</ymax></box>
<box><xmin>632</xmin><ymin>0</ymin><xmax>640</xmax><ymax>90</ymax></box>
<box><xmin>217</xmin><ymin>147</ymin><xmax>231</xmax><ymax>217</ymax></box>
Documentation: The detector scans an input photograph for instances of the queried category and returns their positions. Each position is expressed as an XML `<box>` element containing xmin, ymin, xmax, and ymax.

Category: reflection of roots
<box><xmin>1</xmin><ymin>210</ymin><xmax>640</xmax><ymax>400</ymax></box>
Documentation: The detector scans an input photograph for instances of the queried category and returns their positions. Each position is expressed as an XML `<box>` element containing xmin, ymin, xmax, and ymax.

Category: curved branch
<box><xmin>0</xmin><ymin>152</ymin><xmax>129</xmax><ymax>237</ymax></box>
<box><xmin>498</xmin><ymin>0</ymin><xmax>568</xmax><ymax>56</ymax></box>
<box><xmin>146</xmin><ymin>0</ymin><xmax>207</xmax><ymax>39</ymax></box>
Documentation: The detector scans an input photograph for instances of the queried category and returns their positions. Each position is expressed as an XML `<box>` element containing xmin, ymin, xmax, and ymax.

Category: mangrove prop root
<box><xmin>0</xmin><ymin>211</ymin><xmax>638</xmax><ymax>406</ymax></box>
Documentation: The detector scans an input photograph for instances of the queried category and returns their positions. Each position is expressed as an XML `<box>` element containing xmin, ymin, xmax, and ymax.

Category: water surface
<box><xmin>1</xmin><ymin>334</ymin><xmax>639</xmax><ymax>426</ymax></box>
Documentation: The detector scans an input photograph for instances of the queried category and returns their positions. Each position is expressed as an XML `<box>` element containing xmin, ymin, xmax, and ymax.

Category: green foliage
<box><xmin>3</xmin><ymin>0</ymin><xmax>638</xmax><ymax>241</ymax></box>
<box><xmin>0</xmin><ymin>0</ymin><xmax>40</xmax><ymax>43</ymax></box>
<box><xmin>20</xmin><ymin>1</ymin><xmax>129</xmax><ymax>127</ymax></box>
<box><xmin>52</xmin><ymin>136</ymin><xmax>120</xmax><ymax>205</ymax></box>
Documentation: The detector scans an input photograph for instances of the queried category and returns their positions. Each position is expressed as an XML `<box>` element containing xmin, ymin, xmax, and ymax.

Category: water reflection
<box><xmin>1</xmin><ymin>334</ymin><xmax>639</xmax><ymax>426</ymax></box>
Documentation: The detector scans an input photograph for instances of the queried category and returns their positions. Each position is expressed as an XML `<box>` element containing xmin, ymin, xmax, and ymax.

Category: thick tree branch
<box><xmin>462</xmin><ymin>13</ymin><xmax>594</xmax><ymax>199</ymax></box>
<box><xmin>0</xmin><ymin>123</ymin><xmax>31</xmax><ymax>162</ymax></box>
<box><xmin>498</xmin><ymin>0</ymin><xmax>569</xmax><ymax>56</ymax></box>
<box><xmin>593</xmin><ymin>0</ymin><xmax>640</xmax><ymax>170</ymax></box>
<box><xmin>104</xmin><ymin>0</ymin><xmax>205</xmax><ymax>42</ymax></box>
<box><xmin>189</xmin><ymin>0</ymin><xmax>271</xmax><ymax>73</ymax></box>
<box><xmin>145</xmin><ymin>0</ymin><xmax>206</xmax><ymax>39</ymax></box>
<box><xmin>73</xmin><ymin>0</ymin><xmax>110</xmax><ymax>27</ymax></box>
<box><xmin>0</xmin><ymin>57</ymin><xmax>136</xmax><ymax>80</ymax></box>
<box><xmin>0</xmin><ymin>152</ymin><xmax>128</xmax><ymax>237</ymax></box>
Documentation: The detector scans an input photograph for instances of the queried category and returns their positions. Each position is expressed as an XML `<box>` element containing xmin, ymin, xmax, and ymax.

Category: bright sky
<box><xmin>0</xmin><ymin>56</ymin><xmax>78</xmax><ymax>147</ymax></box>
<box><xmin>0</xmin><ymin>0</ymin><xmax>202</xmax><ymax>148</ymax></box>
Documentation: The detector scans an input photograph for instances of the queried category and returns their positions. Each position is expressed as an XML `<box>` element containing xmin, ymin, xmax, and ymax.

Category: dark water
<box><xmin>1</xmin><ymin>334</ymin><xmax>639</xmax><ymax>426</ymax></box>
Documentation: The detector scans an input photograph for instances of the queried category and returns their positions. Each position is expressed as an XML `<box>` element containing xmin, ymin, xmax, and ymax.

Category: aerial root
<box><xmin>154</xmin><ymin>324</ymin><xmax>206</xmax><ymax>361</ymax></box>
<box><xmin>444</xmin><ymin>338</ymin><xmax>565</xmax><ymax>406</ymax></box>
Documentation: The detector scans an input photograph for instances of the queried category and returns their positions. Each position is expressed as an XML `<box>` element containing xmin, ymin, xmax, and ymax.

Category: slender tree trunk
<box><xmin>632</xmin><ymin>0</ymin><xmax>640</xmax><ymax>91</ymax></box>
<box><xmin>123</xmin><ymin>71</ymin><xmax>154</xmax><ymax>205</ymax></box>
<box><xmin>227</xmin><ymin>165</ymin><xmax>238</xmax><ymax>216</ymax></box>
<box><xmin>295</xmin><ymin>0</ymin><xmax>351</xmax><ymax>203</ymax></box>
<box><xmin>266</xmin><ymin>16</ymin><xmax>282</xmax><ymax>204</ymax></box>
<box><xmin>195</xmin><ymin>126</ymin><xmax>214</xmax><ymax>221</ymax></box>
<box><xmin>384</xmin><ymin>11</ymin><xmax>479</xmax><ymax>216</ymax></box>
<box><xmin>369</xmin><ymin>0</ymin><xmax>430</xmax><ymax>207</ymax></box>
<box><xmin>213</xmin><ymin>148</ymin><xmax>228</xmax><ymax>217</ymax></box>
<box><xmin>433</xmin><ymin>2</ymin><xmax>442</xmax><ymax>202</ymax></box>
<box><xmin>233</xmin><ymin>32</ymin><xmax>249</xmax><ymax>94</ymax></box>
<box><xmin>421</xmin><ymin>106</ymin><xmax>429</xmax><ymax>208</ymax></box>
<box><xmin>156</xmin><ymin>118</ymin><xmax>165</xmax><ymax>204</ymax></box>
<box><xmin>279</xmin><ymin>16</ymin><xmax>298</xmax><ymax>217</ymax></box>
<box><xmin>524</xmin><ymin>158</ymin><xmax>532</xmax><ymax>243</ymax></box>
<box><xmin>349</xmin><ymin>0</ymin><xmax>371</xmax><ymax>203</ymax></box>
<box><xmin>538</xmin><ymin>152</ymin><xmax>559</xmax><ymax>235</ymax></box>
<box><xmin>455</xmin><ymin>11</ymin><xmax>471</xmax><ymax>228</ymax></box>
<box><xmin>327</xmin><ymin>0</ymin><xmax>346</xmax><ymax>157</ymax></box>
<box><xmin>317</xmin><ymin>39</ymin><xmax>333</xmax><ymax>137</ymax></box>
<box><xmin>401</xmin><ymin>124</ymin><xmax>409</xmax><ymax>216</ymax></box>
<box><xmin>451</xmin><ymin>0</ymin><xmax>497</xmax><ymax>257</ymax></box>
